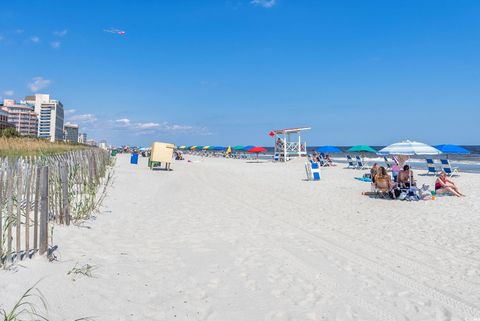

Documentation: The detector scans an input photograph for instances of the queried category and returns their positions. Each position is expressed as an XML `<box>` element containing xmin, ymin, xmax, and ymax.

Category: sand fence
<box><xmin>0</xmin><ymin>149</ymin><xmax>113</xmax><ymax>269</ymax></box>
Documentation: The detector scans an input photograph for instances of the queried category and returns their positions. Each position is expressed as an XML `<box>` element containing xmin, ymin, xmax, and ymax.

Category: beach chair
<box><xmin>319</xmin><ymin>155</ymin><xmax>329</xmax><ymax>167</ymax></box>
<box><xmin>440</xmin><ymin>159</ymin><xmax>459</xmax><ymax>176</ymax></box>
<box><xmin>355</xmin><ymin>156</ymin><xmax>367</xmax><ymax>170</ymax></box>
<box><xmin>383</xmin><ymin>156</ymin><xmax>392</xmax><ymax>169</ymax></box>
<box><xmin>346</xmin><ymin>155</ymin><xmax>356</xmax><ymax>169</ymax></box>
<box><xmin>305</xmin><ymin>161</ymin><xmax>321</xmax><ymax>181</ymax></box>
<box><xmin>425</xmin><ymin>159</ymin><xmax>438</xmax><ymax>175</ymax></box>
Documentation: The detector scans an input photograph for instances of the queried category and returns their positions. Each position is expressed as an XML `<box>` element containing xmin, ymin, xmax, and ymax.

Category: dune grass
<box><xmin>0</xmin><ymin>137</ymin><xmax>88</xmax><ymax>157</ymax></box>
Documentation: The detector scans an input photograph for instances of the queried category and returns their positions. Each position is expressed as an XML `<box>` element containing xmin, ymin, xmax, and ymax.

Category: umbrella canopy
<box><xmin>196</xmin><ymin>146</ymin><xmax>204</xmax><ymax>150</ymax></box>
<box><xmin>242</xmin><ymin>145</ymin><xmax>255</xmax><ymax>151</ymax></box>
<box><xmin>377</xmin><ymin>140</ymin><xmax>442</xmax><ymax>156</ymax></box>
<box><xmin>316</xmin><ymin>146</ymin><xmax>341</xmax><ymax>153</ymax></box>
<box><xmin>178</xmin><ymin>146</ymin><xmax>186</xmax><ymax>150</ymax></box>
<box><xmin>226</xmin><ymin>146</ymin><xmax>232</xmax><ymax>154</ymax></box>
<box><xmin>190</xmin><ymin>146</ymin><xmax>198</xmax><ymax>150</ymax></box>
<box><xmin>347</xmin><ymin>145</ymin><xmax>377</xmax><ymax>153</ymax></box>
<box><xmin>434</xmin><ymin>144</ymin><xmax>470</xmax><ymax>155</ymax></box>
<box><xmin>232</xmin><ymin>145</ymin><xmax>245</xmax><ymax>150</ymax></box>
<box><xmin>247</xmin><ymin>146</ymin><xmax>267</xmax><ymax>153</ymax></box>
<box><xmin>212</xmin><ymin>146</ymin><xmax>226</xmax><ymax>151</ymax></box>
<box><xmin>202</xmin><ymin>146</ymin><xmax>210</xmax><ymax>150</ymax></box>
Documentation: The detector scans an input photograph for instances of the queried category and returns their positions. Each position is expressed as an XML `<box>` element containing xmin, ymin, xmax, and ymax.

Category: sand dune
<box><xmin>1</xmin><ymin>154</ymin><xmax>480</xmax><ymax>321</ymax></box>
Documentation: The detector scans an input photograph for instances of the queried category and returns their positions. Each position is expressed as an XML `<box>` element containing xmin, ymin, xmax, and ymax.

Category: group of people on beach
<box><xmin>311</xmin><ymin>151</ymin><xmax>335</xmax><ymax>166</ymax></box>
<box><xmin>371</xmin><ymin>163</ymin><xmax>465</xmax><ymax>198</ymax></box>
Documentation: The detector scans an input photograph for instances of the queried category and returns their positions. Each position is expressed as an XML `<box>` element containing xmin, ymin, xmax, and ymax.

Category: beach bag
<box><xmin>406</xmin><ymin>188</ymin><xmax>420</xmax><ymax>201</ymax></box>
<box><xmin>393</xmin><ymin>188</ymin><xmax>402</xmax><ymax>198</ymax></box>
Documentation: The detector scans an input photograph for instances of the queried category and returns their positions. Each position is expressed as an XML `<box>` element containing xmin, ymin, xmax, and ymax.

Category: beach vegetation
<box><xmin>67</xmin><ymin>263</ymin><xmax>97</xmax><ymax>281</ymax></box>
<box><xmin>0</xmin><ymin>137</ymin><xmax>88</xmax><ymax>157</ymax></box>
<box><xmin>0</xmin><ymin>281</ymin><xmax>48</xmax><ymax>321</ymax></box>
<box><xmin>1</xmin><ymin>128</ymin><xmax>20</xmax><ymax>139</ymax></box>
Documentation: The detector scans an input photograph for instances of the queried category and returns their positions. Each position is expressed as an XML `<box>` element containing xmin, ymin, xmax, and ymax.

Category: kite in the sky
<box><xmin>104</xmin><ymin>28</ymin><xmax>126</xmax><ymax>36</ymax></box>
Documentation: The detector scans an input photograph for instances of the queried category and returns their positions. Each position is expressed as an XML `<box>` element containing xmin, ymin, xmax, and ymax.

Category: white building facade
<box><xmin>24</xmin><ymin>94</ymin><xmax>64</xmax><ymax>142</ymax></box>
<box><xmin>1</xmin><ymin>99</ymin><xmax>38</xmax><ymax>136</ymax></box>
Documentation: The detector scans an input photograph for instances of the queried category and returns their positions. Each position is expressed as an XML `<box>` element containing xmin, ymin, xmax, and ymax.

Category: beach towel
<box><xmin>355</xmin><ymin>177</ymin><xmax>372</xmax><ymax>183</ymax></box>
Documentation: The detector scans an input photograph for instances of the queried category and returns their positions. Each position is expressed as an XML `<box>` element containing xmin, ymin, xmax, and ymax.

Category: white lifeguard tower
<box><xmin>271</xmin><ymin>127</ymin><xmax>311</xmax><ymax>162</ymax></box>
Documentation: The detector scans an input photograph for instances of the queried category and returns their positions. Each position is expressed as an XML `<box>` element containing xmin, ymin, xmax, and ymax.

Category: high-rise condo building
<box><xmin>23</xmin><ymin>94</ymin><xmax>64</xmax><ymax>142</ymax></box>
<box><xmin>1</xmin><ymin>99</ymin><xmax>38</xmax><ymax>136</ymax></box>
<box><xmin>0</xmin><ymin>109</ymin><xmax>15</xmax><ymax>131</ymax></box>
<box><xmin>64</xmin><ymin>123</ymin><xmax>79</xmax><ymax>143</ymax></box>
<box><xmin>78</xmin><ymin>132</ymin><xmax>87</xmax><ymax>144</ymax></box>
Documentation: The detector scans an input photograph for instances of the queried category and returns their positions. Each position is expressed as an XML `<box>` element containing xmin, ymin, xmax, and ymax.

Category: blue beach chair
<box><xmin>346</xmin><ymin>155</ymin><xmax>356</xmax><ymax>169</ymax></box>
<box><xmin>305</xmin><ymin>161</ymin><xmax>321</xmax><ymax>181</ymax></box>
<box><xmin>383</xmin><ymin>156</ymin><xmax>392</xmax><ymax>169</ymax></box>
<box><xmin>440</xmin><ymin>159</ymin><xmax>459</xmax><ymax>176</ymax></box>
<box><xmin>425</xmin><ymin>159</ymin><xmax>438</xmax><ymax>175</ymax></box>
<box><xmin>355</xmin><ymin>156</ymin><xmax>367</xmax><ymax>170</ymax></box>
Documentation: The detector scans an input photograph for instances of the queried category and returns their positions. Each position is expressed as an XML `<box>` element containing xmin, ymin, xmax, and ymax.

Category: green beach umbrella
<box><xmin>347</xmin><ymin>145</ymin><xmax>377</xmax><ymax>153</ymax></box>
<box><xmin>233</xmin><ymin>145</ymin><xmax>245</xmax><ymax>150</ymax></box>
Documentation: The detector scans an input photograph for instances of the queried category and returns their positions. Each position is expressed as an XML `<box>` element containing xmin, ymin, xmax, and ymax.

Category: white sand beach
<box><xmin>1</xmin><ymin>154</ymin><xmax>480</xmax><ymax>321</ymax></box>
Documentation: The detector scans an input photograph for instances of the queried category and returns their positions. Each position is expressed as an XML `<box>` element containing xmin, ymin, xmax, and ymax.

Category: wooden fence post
<box><xmin>25</xmin><ymin>165</ymin><xmax>33</xmax><ymax>257</ymax></box>
<box><xmin>39</xmin><ymin>166</ymin><xmax>49</xmax><ymax>256</ymax></box>
<box><xmin>0</xmin><ymin>169</ymin><xmax>3</xmax><ymax>265</ymax></box>
<box><xmin>6</xmin><ymin>165</ymin><xmax>15</xmax><ymax>263</ymax></box>
<box><xmin>15</xmin><ymin>164</ymin><xmax>23</xmax><ymax>261</ymax></box>
<box><xmin>33</xmin><ymin>166</ymin><xmax>40</xmax><ymax>252</ymax></box>
<box><xmin>60</xmin><ymin>164</ymin><xmax>70</xmax><ymax>225</ymax></box>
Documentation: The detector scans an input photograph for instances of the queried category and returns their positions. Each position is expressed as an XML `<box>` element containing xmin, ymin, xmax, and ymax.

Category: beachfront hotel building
<box><xmin>1</xmin><ymin>99</ymin><xmax>38</xmax><ymax>136</ymax></box>
<box><xmin>23</xmin><ymin>94</ymin><xmax>64</xmax><ymax>142</ymax></box>
<box><xmin>0</xmin><ymin>108</ymin><xmax>15</xmax><ymax>131</ymax></box>
<box><xmin>78</xmin><ymin>132</ymin><xmax>87</xmax><ymax>144</ymax></box>
<box><xmin>64</xmin><ymin>123</ymin><xmax>79</xmax><ymax>143</ymax></box>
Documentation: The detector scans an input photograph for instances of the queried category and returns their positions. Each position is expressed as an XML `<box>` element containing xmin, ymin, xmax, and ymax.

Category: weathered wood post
<box><xmin>39</xmin><ymin>166</ymin><xmax>49</xmax><ymax>256</ymax></box>
<box><xmin>15</xmin><ymin>164</ymin><xmax>23</xmax><ymax>261</ymax></box>
<box><xmin>33</xmin><ymin>166</ymin><xmax>40</xmax><ymax>251</ymax></box>
<box><xmin>0</xmin><ymin>169</ymin><xmax>3</xmax><ymax>265</ymax></box>
<box><xmin>60</xmin><ymin>164</ymin><xmax>70</xmax><ymax>225</ymax></box>
<box><xmin>25</xmin><ymin>165</ymin><xmax>33</xmax><ymax>256</ymax></box>
<box><xmin>6</xmin><ymin>165</ymin><xmax>15</xmax><ymax>263</ymax></box>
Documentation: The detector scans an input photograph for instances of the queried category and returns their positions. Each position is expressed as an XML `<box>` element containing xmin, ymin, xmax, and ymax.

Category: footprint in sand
<box><xmin>435</xmin><ymin>307</ymin><xmax>452</xmax><ymax>321</ymax></box>
<box><xmin>265</xmin><ymin>311</ymin><xmax>291</xmax><ymax>321</ymax></box>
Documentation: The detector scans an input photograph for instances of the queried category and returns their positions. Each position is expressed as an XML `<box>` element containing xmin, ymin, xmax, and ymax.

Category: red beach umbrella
<box><xmin>247</xmin><ymin>146</ymin><xmax>266</xmax><ymax>160</ymax></box>
<box><xmin>247</xmin><ymin>146</ymin><xmax>266</xmax><ymax>153</ymax></box>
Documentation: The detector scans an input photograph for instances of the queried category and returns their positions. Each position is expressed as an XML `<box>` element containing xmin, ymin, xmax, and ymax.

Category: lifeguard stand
<box><xmin>271</xmin><ymin>127</ymin><xmax>311</xmax><ymax>162</ymax></box>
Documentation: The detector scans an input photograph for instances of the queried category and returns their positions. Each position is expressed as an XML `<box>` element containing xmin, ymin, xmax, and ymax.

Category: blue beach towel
<box><xmin>355</xmin><ymin>177</ymin><xmax>372</xmax><ymax>183</ymax></box>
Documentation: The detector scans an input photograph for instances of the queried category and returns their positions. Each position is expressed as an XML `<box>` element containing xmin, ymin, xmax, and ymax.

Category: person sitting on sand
<box><xmin>370</xmin><ymin>163</ymin><xmax>379</xmax><ymax>183</ymax></box>
<box><xmin>435</xmin><ymin>172</ymin><xmax>465</xmax><ymax>197</ymax></box>
<box><xmin>398</xmin><ymin>165</ymin><xmax>415</xmax><ymax>188</ymax></box>
<box><xmin>325</xmin><ymin>154</ymin><xmax>336</xmax><ymax>166</ymax></box>
<box><xmin>374</xmin><ymin>166</ymin><xmax>396</xmax><ymax>198</ymax></box>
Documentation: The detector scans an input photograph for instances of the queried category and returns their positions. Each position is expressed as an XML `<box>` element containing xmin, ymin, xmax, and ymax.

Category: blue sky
<box><xmin>0</xmin><ymin>0</ymin><xmax>479</xmax><ymax>146</ymax></box>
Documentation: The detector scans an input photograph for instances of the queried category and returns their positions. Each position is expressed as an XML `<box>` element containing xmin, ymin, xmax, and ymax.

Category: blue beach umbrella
<box><xmin>434</xmin><ymin>144</ymin><xmax>470</xmax><ymax>155</ymax></box>
<box><xmin>242</xmin><ymin>145</ymin><xmax>255</xmax><ymax>151</ymax></box>
<box><xmin>316</xmin><ymin>146</ymin><xmax>341</xmax><ymax>153</ymax></box>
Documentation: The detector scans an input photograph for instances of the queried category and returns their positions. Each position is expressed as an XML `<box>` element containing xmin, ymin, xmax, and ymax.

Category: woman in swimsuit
<box><xmin>435</xmin><ymin>172</ymin><xmax>465</xmax><ymax>197</ymax></box>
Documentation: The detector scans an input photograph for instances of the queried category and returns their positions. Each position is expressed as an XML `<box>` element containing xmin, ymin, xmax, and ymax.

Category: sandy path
<box><xmin>1</xmin><ymin>154</ymin><xmax>480</xmax><ymax>321</ymax></box>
